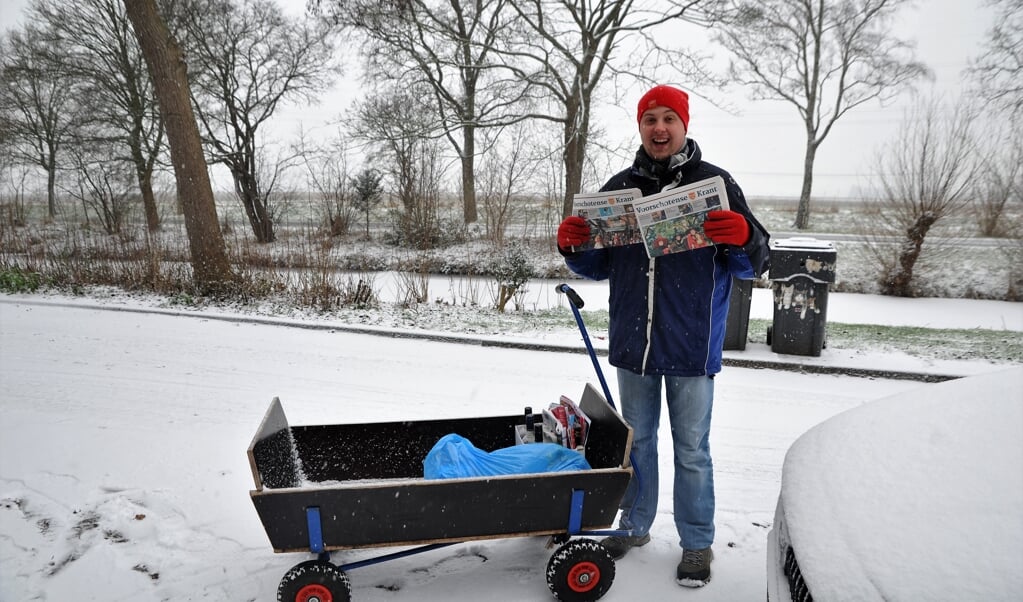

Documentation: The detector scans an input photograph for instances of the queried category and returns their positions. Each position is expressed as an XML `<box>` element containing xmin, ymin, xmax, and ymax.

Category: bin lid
<box><xmin>768</xmin><ymin>236</ymin><xmax>837</xmax><ymax>283</ymax></box>
<box><xmin>771</xmin><ymin>236</ymin><xmax>836</xmax><ymax>251</ymax></box>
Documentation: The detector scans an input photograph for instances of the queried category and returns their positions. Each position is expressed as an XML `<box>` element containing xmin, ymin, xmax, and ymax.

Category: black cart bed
<box><xmin>248</xmin><ymin>383</ymin><xmax>634</xmax><ymax>553</ymax></box>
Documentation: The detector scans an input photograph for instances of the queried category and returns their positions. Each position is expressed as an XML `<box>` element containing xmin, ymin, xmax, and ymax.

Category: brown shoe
<box><xmin>676</xmin><ymin>547</ymin><xmax>713</xmax><ymax>587</ymax></box>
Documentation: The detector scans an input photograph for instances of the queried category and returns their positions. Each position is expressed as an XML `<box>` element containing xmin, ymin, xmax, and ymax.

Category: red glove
<box><xmin>557</xmin><ymin>215</ymin><xmax>591</xmax><ymax>250</ymax></box>
<box><xmin>703</xmin><ymin>210</ymin><xmax>750</xmax><ymax>246</ymax></box>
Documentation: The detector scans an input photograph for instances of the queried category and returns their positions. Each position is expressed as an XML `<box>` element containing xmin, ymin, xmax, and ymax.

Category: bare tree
<box><xmin>314</xmin><ymin>0</ymin><xmax>526</xmax><ymax>226</ymax></box>
<box><xmin>865</xmin><ymin>95</ymin><xmax>980</xmax><ymax>297</ymax></box>
<box><xmin>0</xmin><ymin>26</ymin><xmax>82</xmax><ymax>219</ymax></box>
<box><xmin>177</xmin><ymin>0</ymin><xmax>336</xmax><ymax>243</ymax></box>
<box><xmin>65</xmin><ymin>140</ymin><xmax>136</xmax><ymax>234</ymax></box>
<box><xmin>964</xmin><ymin>0</ymin><xmax>1022</xmax><ymax>242</ymax></box>
<box><xmin>973</xmin><ymin>129</ymin><xmax>1022</xmax><ymax>238</ymax></box>
<box><xmin>504</xmin><ymin>0</ymin><xmax>717</xmax><ymax>217</ymax></box>
<box><xmin>477</xmin><ymin>122</ymin><xmax>540</xmax><ymax>244</ymax></box>
<box><xmin>969</xmin><ymin>0</ymin><xmax>1023</xmax><ymax>123</ymax></box>
<box><xmin>0</xmin><ymin>131</ymin><xmax>32</xmax><ymax>227</ymax></box>
<box><xmin>34</xmin><ymin>0</ymin><xmax>167</xmax><ymax>232</ymax></box>
<box><xmin>350</xmin><ymin>86</ymin><xmax>449</xmax><ymax>249</ymax></box>
<box><xmin>298</xmin><ymin>131</ymin><xmax>357</xmax><ymax>237</ymax></box>
<box><xmin>123</xmin><ymin>0</ymin><xmax>235</xmax><ymax>292</ymax></box>
<box><xmin>716</xmin><ymin>0</ymin><xmax>929</xmax><ymax>229</ymax></box>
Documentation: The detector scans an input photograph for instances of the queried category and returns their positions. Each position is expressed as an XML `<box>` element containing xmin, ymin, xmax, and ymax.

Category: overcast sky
<box><xmin>0</xmin><ymin>0</ymin><xmax>1000</xmax><ymax>199</ymax></box>
<box><xmin>680</xmin><ymin>0</ymin><xmax>995</xmax><ymax>198</ymax></box>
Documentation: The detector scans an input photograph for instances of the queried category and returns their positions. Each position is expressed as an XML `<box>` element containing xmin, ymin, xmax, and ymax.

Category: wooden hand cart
<box><xmin>248</xmin><ymin>382</ymin><xmax>634</xmax><ymax>602</ymax></box>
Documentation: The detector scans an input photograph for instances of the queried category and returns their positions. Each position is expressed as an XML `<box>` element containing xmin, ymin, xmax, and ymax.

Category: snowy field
<box><xmin>0</xmin><ymin>293</ymin><xmax>1020</xmax><ymax>601</ymax></box>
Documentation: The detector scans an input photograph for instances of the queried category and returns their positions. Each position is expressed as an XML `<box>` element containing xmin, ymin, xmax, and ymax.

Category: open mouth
<box><xmin>649</xmin><ymin>136</ymin><xmax>673</xmax><ymax>155</ymax></box>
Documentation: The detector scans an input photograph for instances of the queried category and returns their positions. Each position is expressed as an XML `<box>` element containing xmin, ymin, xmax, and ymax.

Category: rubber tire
<box><xmin>546</xmin><ymin>538</ymin><xmax>615</xmax><ymax>601</ymax></box>
<box><xmin>550</xmin><ymin>533</ymin><xmax>570</xmax><ymax>546</ymax></box>
<box><xmin>277</xmin><ymin>560</ymin><xmax>352</xmax><ymax>602</ymax></box>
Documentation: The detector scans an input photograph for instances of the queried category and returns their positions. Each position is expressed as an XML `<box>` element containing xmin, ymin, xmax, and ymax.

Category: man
<box><xmin>557</xmin><ymin>84</ymin><xmax>770</xmax><ymax>587</ymax></box>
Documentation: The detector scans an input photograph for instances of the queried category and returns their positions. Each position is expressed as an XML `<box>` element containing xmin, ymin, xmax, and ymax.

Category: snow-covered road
<box><xmin>0</xmin><ymin>298</ymin><xmax>980</xmax><ymax>600</ymax></box>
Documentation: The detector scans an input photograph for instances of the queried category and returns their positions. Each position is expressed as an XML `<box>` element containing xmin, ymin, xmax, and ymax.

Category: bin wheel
<box><xmin>546</xmin><ymin>538</ymin><xmax>615</xmax><ymax>601</ymax></box>
<box><xmin>277</xmin><ymin>560</ymin><xmax>352</xmax><ymax>602</ymax></box>
<box><xmin>766</xmin><ymin>325</ymin><xmax>773</xmax><ymax>345</ymax></box>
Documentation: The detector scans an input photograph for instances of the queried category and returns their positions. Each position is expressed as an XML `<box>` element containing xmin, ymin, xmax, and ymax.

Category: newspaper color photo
<box><xmin>632</xmin><ymin>176</ymin><xmax>729</xmax><ymax>258</ymax></box>
<box><xmin>570</xmin><ymin>188</ymin><xmax>643</xmax><ymax>250</ymax></box>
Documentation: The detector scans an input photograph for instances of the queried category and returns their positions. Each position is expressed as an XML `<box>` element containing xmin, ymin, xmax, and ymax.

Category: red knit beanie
<box><xmin>636</xmin><ymin>85</ymin><xmax>690</xmax><ymax>130</ymax></box>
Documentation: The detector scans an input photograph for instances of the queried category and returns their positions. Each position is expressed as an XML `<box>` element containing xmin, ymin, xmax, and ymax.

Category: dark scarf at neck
<box><xmin>634</xmin><ymin>138</ymin><xmax>698</xmax><ymax>191</ymax></box>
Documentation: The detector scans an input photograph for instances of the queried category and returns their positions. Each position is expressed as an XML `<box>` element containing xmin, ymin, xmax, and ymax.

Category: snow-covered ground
<box><xmin>0</xmin><ymin>291</ymin><xmax>1020</xmax><ymax>601</ymax></box>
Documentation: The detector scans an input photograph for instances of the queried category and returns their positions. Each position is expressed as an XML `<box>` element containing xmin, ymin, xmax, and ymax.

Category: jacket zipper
<box><xmin>702</xmin><ymin>248</ymin><xmax>721</xmax><ymax>373</ymax></box>
<box><xmin>641</xmin><ymin>257</ymin><xmax>656</xmax><ymax>375</ymax></box>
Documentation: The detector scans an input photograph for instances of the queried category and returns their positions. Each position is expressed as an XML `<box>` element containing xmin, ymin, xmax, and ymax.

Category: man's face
<box><xmin>639</xmin><ymin>106</ymin><xmax>687</xmax><ymax>161</ymax></box>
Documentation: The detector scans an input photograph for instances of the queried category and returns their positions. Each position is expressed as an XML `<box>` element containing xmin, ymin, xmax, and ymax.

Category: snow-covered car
<box><xmin>766</xmin><ymin>366</ymin><xmax>1023</xmax><ymax>601</ymax></box>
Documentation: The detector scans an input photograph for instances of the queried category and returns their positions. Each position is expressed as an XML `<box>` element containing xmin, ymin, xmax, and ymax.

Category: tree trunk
<box><xmin>233</xmin><ymin>167</ymin><xmax>275</xmax><ymax>243</ymax></box>
<box><xmin>461</xmin><ymin>124</ymin><xmax>477</xmax><ymax>225</ymax></box>
<box><xmin>794</xmin><ymin>138</ymin><xmax>817</xmax><ymax>230</ymax></box>
<box><xmin>459</xmin><ymin>77</ymin><xmax>478</xmax><ymax>224</ymax></box>
<box><xmin>123</xmin><ymin>0</ymin><xmax>234</xmax><ymax>292</ymax></box>
<box><xmin>139</xmin><ymin>170</ymin><xmax>160</xmax><ymax>232</ymax></box>
<box><xmin>46</xmin><ymin>160</ymin><xmax>57</xmax><ymax>219</ymax></box>
<box><xmin>131</xmin><ymin>141</ymin><xmax>161</xmax><ymax>232</ymax></box>
<box><xmin>562</xmin><ymin>140</ymin><xmax>582</xmax><ymax>218</ymax></box>
<box><xmin>561</xmin><ymin>98</ymin><xmax>587</xmax><ymax>218</ymax></box>
<box><xmin>883</xmin><ymin>212</ymin><xmax>937</xmax><ymax>297</ymax></box>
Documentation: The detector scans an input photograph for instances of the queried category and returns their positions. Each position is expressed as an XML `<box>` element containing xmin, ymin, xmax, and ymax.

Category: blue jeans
<box><xmin>616</xmin><ymin>368</ymin><xmax>715</xmax><ymax>550</ymax></box>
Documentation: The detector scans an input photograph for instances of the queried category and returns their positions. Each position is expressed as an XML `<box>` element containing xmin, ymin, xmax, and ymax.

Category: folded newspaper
<box><xmin>571</xmin><ymin>176</ymin><xmax>728</xmax><ymax>258</ymax></box>
<box><xmin>569</xmin><ymin>188</ymin><xmax>643</xmax><ymax>250</ymax></box>
<box><xmin>539</xmin><ymin>395</ymin><xmax>591</xmax><ymax>450</ymax></box>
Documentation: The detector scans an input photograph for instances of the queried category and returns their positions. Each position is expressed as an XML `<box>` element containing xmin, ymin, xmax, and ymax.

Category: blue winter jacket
<box><xmin>564</xmin><ymin>139</ymin><xmax>770</xmax><ymax>377</ymax></box>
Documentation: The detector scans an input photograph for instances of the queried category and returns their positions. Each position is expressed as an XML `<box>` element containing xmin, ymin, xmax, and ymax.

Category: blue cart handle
<box><xmin>557</xmin><ymin>284</ymin><xmax>616</xmax><ymax>411</ymax></box>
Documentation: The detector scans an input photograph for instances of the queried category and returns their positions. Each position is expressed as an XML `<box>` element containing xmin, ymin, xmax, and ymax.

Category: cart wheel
<box><xmin>546</xmin><ymin>538</ymin><xmax>615</xmax><ymax>601</ymax></box>
<box><xmin>277</xmin><ymin>560</ymin><xmax>352</xmax><ymax>602</ymax></box>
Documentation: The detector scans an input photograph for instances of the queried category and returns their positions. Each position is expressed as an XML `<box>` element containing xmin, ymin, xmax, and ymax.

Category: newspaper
<box><xmin>632</xmin><ymin>176</ymin><xmax>729</xmax><ymax>258</ymax></box>
<box><xmin>539</xmin><ymin>396</ymin><xmax>591</xmax><ymax>450</ymax></box>
<box><xmin>570</xmin><ymin>188</ymin><xmax>643</xmax><ymax>250</ymax></box>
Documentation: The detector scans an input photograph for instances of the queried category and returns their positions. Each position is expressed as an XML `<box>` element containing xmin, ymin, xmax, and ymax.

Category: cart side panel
<box><xmin>251</xmin><ymin>468</ymin><xmax>632</xmax><ymax>552</ymax></box>
<box><xmin>291</xmin><ymin>415</ymin><xmax>519</xmax><ymax>482</ymax></box>
<box><xmin>579</xmin><ymin>384</ymin><xmax>634</xmax><ymax>469</ymax></box>
<box><xmin>247</xmin><ymin>397</ymin><xmax>302</xmax><ymax>490</ymax></box>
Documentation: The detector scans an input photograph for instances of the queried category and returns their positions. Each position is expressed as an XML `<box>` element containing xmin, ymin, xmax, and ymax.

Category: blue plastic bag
<box><xmin>423</xmin><ymin>433</ymin><xmax>591</xmax><ymax>479</ymax></box>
